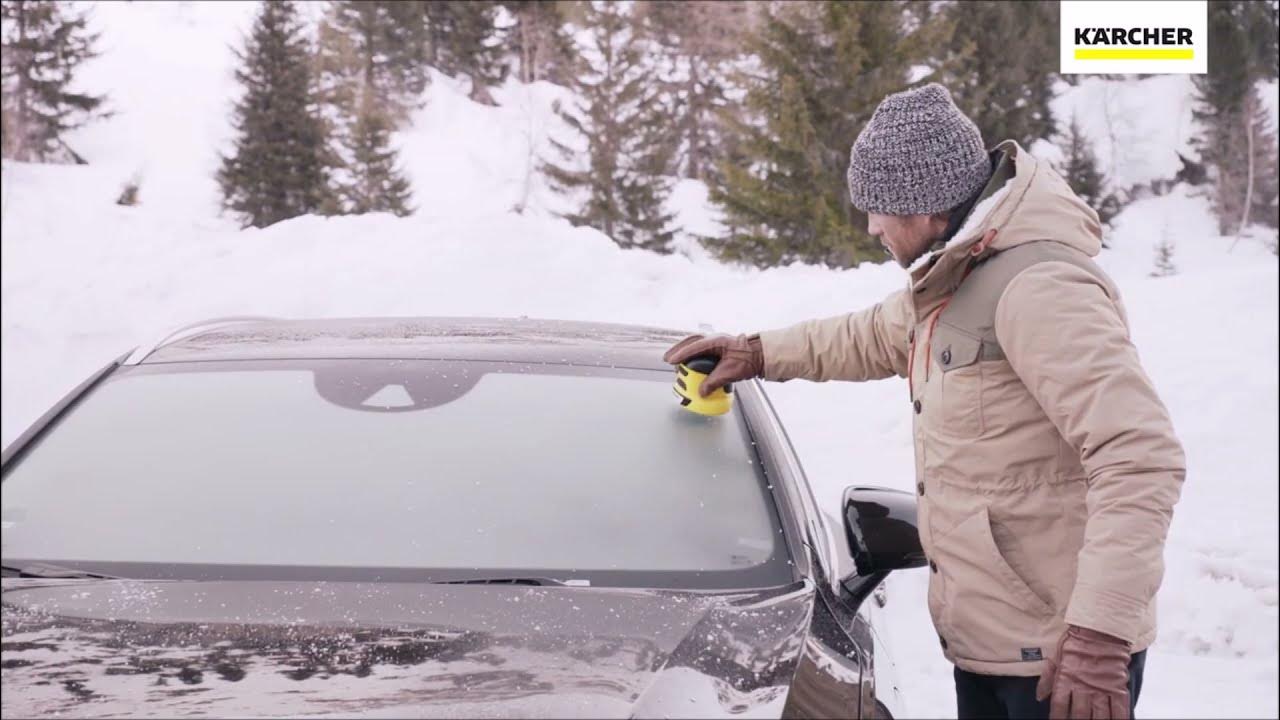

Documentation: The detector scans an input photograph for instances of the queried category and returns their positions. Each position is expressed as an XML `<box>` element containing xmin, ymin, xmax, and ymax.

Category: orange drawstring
<box><xmin>908</xmin><ymin>301</ymin><xmax>950</xmax><ymax>400</ymax></box>
<box><xmin>907</xmin><ymin>254</ymin><xmax>982</xmax><ymax>400</ymax></box>
<box><xmin>907</xmin><ymin>329</ymin><xmax>917</xmax><ymax>399</ymax></box>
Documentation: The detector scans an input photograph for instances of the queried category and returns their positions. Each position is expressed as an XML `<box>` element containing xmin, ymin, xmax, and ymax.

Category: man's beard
<box><xmin>890</xmin><ymin>249</ymin><xmax>914</xmax><ymax>269</ymax></box>
<box><xmin>887</xmin><ymin>243</ymin><xmax>927</xmax><ymax>269</ymax></box>
<box><xmin>900</xmin><ymin>236</ymin><xmax>947</xmax><ymax>269</ymax></box>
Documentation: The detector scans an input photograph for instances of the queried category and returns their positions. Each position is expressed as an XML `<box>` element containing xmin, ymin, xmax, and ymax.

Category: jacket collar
<box><xmin>906</xmin><ymin>140</ymin><xmax>1026</xmax><ymax>320</ymax></box>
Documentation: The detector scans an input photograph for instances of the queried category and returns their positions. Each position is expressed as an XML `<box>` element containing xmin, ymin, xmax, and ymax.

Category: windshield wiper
<box><xmin>436</xmin><ymin>576</ymin><xmax>572</xmax><ymax>587</ymax></box>
<box><xmin>0</xmin><ymin>563</ymin><xmax>119</xmax><ymax>579</ymax></box>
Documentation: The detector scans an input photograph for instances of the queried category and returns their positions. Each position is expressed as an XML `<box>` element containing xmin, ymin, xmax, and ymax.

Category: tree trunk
<box><xmin>362</xmin><ymin>22</ymin><xmax>376</xmax><ymax>93</ymax></box>
<box><xmin>515</xmin><ymin>85</ymin><xmax>535</xmax><ymax>214</ymax></box>
<box><xmin>1232</xmin><ymin>93</ymin><xmax>1256</xmax><ymax>251</ymax></box>
<box><xmin>519</xmin><ymin>9</ymin><xmax>533</xmax><ymax>84</ymax></box>
<box><xmin>686</xmin><ymin>58</ymin><xmax>700</xmax><ymax>180</ymax></box>
<box><xmin>468</xmin><ymin>75</ymin><xmax>497</xmax><ymax>106</ymax></box>
<box><xmin>13</xmin><ymin>0</ymin><xmax>32</xmax><ymax>161</ymax></box>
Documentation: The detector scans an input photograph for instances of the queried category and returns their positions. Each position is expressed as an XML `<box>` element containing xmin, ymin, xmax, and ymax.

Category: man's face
<box><xmin>867</xmin><ymin>212</ymin><xmax>950</xmax><ymax>268</ymax></box>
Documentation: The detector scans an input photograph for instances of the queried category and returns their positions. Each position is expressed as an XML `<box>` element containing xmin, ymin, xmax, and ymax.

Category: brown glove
<box><xmin>662</xmin><ymin>333</ymin><xmax>764</xmax><ymax>397</ymax></box>
<box><xmin>1035</xmin><ymin>625</ymin><xmax>1133</xmax><ymax>720</ymax></box>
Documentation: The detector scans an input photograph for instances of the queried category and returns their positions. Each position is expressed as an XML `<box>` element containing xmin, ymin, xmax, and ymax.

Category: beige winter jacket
<box><xmin>759</xmin><ymin>140</ymin><xmax>1185</xmax><ymax>676</ymax></box>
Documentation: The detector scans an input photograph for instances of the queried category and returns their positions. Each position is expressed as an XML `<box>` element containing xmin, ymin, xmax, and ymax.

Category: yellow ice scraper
<box><xmin>673</xmin><ymin>354</ymin><xmax>733</xmax><ymax>416</ymax></box>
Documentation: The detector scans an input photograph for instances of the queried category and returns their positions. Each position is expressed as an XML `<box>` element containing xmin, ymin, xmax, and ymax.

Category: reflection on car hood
<box><xmin>1</xmin><ymin>578</ymin><xmax>814</xmax><ymax>718</ymax></box>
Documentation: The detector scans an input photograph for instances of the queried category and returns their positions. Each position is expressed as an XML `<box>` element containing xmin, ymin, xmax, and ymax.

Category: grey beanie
<box><xmin>846</xmin><ymin>83</ymin><xmax>991</xmax><ymax>216</ymax></box>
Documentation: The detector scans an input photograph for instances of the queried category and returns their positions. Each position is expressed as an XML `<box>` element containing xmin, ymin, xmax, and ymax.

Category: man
<box><xmin>664</xmin><ymin>83</ymin><xmax>1185</xmax><ymax>720</ymax></box>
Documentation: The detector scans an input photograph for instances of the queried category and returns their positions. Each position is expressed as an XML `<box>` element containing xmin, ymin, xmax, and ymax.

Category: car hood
<box><xmin>1</xmin><ymin>578</ymin><xmax>814</xmax><ymax>718</ymax></box>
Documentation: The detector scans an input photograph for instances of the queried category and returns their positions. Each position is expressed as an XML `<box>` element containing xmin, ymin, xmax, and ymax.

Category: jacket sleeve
<box><xmin>995</xmin><ymin>261</ymin><xmax>1185</xmax><ymax>645</ymax></box>
<box><xmin>755</xmin><ymin>288</ymin><xmax>912</xmax><ymax>382</ymax></box>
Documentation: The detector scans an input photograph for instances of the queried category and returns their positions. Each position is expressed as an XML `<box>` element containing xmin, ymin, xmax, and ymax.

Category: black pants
<box><xmin>954</xmin><ymin>650</ymin><xmax>1147</xmax><ymax>719</ymax></box>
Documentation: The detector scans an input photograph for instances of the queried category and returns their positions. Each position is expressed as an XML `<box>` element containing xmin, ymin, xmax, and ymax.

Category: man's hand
<box><xmin>663</xmin><ymin>333</ymin><xmax>764</xmax><ymax>396</ymax></box>
<box><xmin>1035</xmin><ymin>625</ymin><xmax>1132</xmax><ymax>719</ymax></box>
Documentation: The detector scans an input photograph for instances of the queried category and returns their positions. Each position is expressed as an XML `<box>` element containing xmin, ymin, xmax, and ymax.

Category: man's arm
<box><xmin>757</xmin><ymin>288</ymin><xmax>913</xmax><ymax>382</ymax></box>
<box><xmin>995</xmin><ymin>262</ymin><xmax>1185</xmax><ymax>644</ymax></box>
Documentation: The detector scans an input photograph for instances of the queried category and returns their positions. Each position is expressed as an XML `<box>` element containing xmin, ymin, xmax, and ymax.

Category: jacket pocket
<box><xmin>936</xmin><ymin>506</ymin><xmax>1055</xmax><ymax>663</ymax></box>
<box><xmin>932</xmin><ymin>324</ymin><xmax>984</xmax><ymax>437</ymax></box>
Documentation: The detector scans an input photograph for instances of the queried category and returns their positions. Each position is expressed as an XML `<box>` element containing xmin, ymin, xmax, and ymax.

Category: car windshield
<box><xmin>1</xmin><ymin>359</ymin><xmax>792</xmax><ymax>589</ymax></box>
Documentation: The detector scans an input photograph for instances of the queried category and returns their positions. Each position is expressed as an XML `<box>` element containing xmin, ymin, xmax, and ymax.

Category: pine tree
<box><xmin>1232</xmin><ymin>88</ymin><xmax>1280</xmax><ymax>234</ymax></box>
<box><xmin>115</xmin><ymin>174</ymin><xmax>140</xmax><ymax>206</ymax></box>
<box><xmin>640</xmin><ymin>0</ymin><xmax>753</xmax><ymax>182</ymax></box>
<box><xmin>707</xmin><ymin>1</ymin><xmax>944</xmax><ymax>268</ymax></box>
<box><xmin>316</xmin><ymin>1</ymin><xmax>430</xmax><ymax>125</ymax></box>
<box><xmin>541</xmin><ymin>0</ymin><xmax>676</xmax><ymax>252</ymax></box>
<box><xmin>1192</xmin><ymin>1</ymin><xmax>1280</xmax><ymax>235</ymax></box>
<box><xmin>0</xmin><ymin>103</ymin><xmax>13</xmax><ymax>158</ymax></box>
<box><xmin>424</xmin><ymin>1</ymin><xmax>507</xmax><ymax>104</ymax></box>
<box><xmin>343</xmin><ymin>89</ymin><xmax>413</xmax><ymax>216</ymax></box>
<box><xmin>315</xmin><ymin>0</ymin><xmax>417</xmax><ymax>216</ymax></box>
<box><xmin>504</xmin><ymin>2</ymin><xmax>579</xmax><ymax>215</ymax></box>
<box><xmin>935</xmin><ymin>1</ymin><xmax>1059</xmax><ymax>149</ymax></box>
<box><xmin>1056</xmin><ymin>113</ymin><xmax>1122</xmax><ymax>228</ymax></box>
<box><xmin>1151</xmin><ymin>232</ymin><xmax>1177</xmax><ymax>277</ymax></box>
<box><xmin>502</xmin><ymin>1</ymin><xmax>576</xmax><ymax>85</ymax></box>
<box><xmin>315</xmin><ymin>6</ymin><xmax>362</xmax><ymax>159</ymax></box>
<box><xmin>217</xmin><ymin>1</ymin><xmax>335</xmax><ymax>229</ymax></box>
<box><xmin>0</xmin><ymin>0</ymin><xmax>105</xmax><ymax>163</ymax></box>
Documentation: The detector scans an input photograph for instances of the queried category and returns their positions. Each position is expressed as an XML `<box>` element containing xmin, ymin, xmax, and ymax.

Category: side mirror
<box><xmin>839</xmin><ymin>486</ymin><xmax>927</xmax><ymax>607</ymax></box>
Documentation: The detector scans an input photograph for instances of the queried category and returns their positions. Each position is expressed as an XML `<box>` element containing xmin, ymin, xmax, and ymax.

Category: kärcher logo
<box><xmin>1072</xmin><ymin>25</ymin><xmax>1195</xmax><ymax>61</ymax></box>
<box><xmin>1074</xmin><ymin>27</ymin><xmax>1193</xmax><ymax>46</ymax></box>
<box><xmin>1061</xmin><ymin>1</ymin><xmax>1206</xmax><ymax>73</ymax></box>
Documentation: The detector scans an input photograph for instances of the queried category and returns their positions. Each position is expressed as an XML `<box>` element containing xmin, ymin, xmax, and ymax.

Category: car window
<box><xmin>1</xmin><ymin>359</ymin><xmax>792</xmax><ymax>589</ymax></box>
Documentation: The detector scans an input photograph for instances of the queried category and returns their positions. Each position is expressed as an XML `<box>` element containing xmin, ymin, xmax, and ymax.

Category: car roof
<box><xmin>142</xmin><ymin>316</ymin><xmax>695</xmax><ymax>371</ymax></box>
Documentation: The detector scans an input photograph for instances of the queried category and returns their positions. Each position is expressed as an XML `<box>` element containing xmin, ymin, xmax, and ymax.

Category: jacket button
<box><xmin>913</xmin><ymin>399</ymin><xmax>922</xmax><ymax>414</ymax></box>
<box><xmin>941</xmin><ymin>349</ymin><xmax>952</xmax><ymax>365</ymax></box>
<box><xmin>930</xmin><ymin>560</ymin><xmax>938</xmax><ymax>573</ymax></box>
<box><xmin>917</xmin><ymin>482</ymin><xmax>925</xmax><ymax>496</ymax></box>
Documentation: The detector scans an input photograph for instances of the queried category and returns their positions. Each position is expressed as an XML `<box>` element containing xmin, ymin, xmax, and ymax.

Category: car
<box><xmin>1</xmin><ymin>316</ymin><xmax>926</xmax><ymax>718</ymax></box>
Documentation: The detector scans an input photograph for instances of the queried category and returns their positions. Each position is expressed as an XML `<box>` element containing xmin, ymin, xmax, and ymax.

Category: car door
<box><xmin>739</xmin><ymin>380</ymin><xmax>878</xmax><ymax>718</ymax></box>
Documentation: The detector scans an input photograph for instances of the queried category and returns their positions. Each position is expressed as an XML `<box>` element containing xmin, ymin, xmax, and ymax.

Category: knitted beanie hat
<box><xmin>846</xmin><ymin>83</ymin><xmax>991</xmax><ymax>216</ymax></box>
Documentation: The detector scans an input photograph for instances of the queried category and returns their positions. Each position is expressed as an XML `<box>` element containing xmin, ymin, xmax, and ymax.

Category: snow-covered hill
<box><xmin>2</xmin><ymin>2</ymin><xmax>1277</xmax><ymax>718</ymax></box>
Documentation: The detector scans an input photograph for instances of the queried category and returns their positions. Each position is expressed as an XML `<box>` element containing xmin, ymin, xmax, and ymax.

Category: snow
<box><xmin>1051</xmin><ymin>75</ymin><xmax>1199</xmax><ymax>192</ymax></box>
<box><xmin>1053</xmin><ymin>75</ymin><xmax>1280</xmax><ymax>196</ymax></box>
<box><xmin>61</xmin><ymin>1</ymin><xmax>260</xmax><ymax>221</ymax></box>
<box><xmin>1261</xmin><ymin>79</ymin><xmax>1279</xmax><ymax>140</ymax></box>
<box><xmin>2</xmin><ymin>2</ymin><xmax>1278</xmax><ymax>718</ymax></box>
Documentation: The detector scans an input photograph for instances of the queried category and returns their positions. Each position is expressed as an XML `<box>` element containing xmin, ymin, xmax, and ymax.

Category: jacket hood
<box><xmin>908</xmin><ymin>140</ymin><xmax>1103</xmax><ymax>318</ymax></box>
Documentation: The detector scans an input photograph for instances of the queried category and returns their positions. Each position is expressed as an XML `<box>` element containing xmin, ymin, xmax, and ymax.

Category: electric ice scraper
<box><xmin>673</xmin><ymin>353</ymin><xmax>733</xmax><ymax>416</ymax></box>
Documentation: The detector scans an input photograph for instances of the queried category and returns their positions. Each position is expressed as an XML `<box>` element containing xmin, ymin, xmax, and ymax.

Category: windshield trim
<box><xmin>0</xmin><ymin>557</ymin><xmax>793</xmax><ymax>590</ymax></box>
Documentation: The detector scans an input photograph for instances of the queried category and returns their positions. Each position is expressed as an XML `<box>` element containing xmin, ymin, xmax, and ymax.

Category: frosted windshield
<box><xmin>1</xmin><ymin>360</ymin><xmax>787</xmax><ymax>586</ymax></box>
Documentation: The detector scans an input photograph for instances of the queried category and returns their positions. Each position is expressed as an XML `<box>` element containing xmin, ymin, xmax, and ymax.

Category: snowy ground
<box><xmin>2</xmin><ymin>2</ymin><xmax>1278</xmax><ymax>717</ymax></box>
